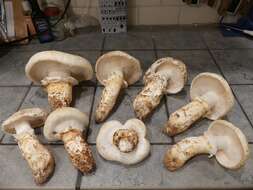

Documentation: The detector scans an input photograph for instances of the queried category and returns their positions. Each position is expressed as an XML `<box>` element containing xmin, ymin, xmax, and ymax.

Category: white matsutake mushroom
<box><xmin>1</xmin><ymin>108</ymin><xmax>54</xmax><ymax>184</ymax></box>
<box><xmin>133</xmin><ymin>57</ymin><xmax>187</xmax><ymax>120</ymax></box>
<box><xmin>95</xmin><ymin>51</ymin><xmax>142</xmax><ymax>123</ymax></box>
<box><xmin>25</xmin><ymin>51</ymin><xmax>93</xmax><ymax>110</ymax></box>
<box><xmin>164</xmin><ymin>120</ymin><xmax>249</xmax><ymax>171</ymax></box>
<box><xmin>43</xmin><ymin>107</ymin><xmax>95</xmax><ymax>173</ymax></box>
<box><xmin>96</xmin><ymin>118</ymin><xmax>150</xmax><ymax>165</ymax></box>
<box><xmin>164</xmin><ymin>72</ymin><xmax>234</xmax><ymax>136</ymax></box>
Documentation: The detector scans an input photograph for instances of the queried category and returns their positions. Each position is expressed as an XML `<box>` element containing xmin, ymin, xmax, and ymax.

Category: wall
<box><xmin>69</xmin><ymin>0</ymin><xmax>220</xmax><ymax>25</ymax></box>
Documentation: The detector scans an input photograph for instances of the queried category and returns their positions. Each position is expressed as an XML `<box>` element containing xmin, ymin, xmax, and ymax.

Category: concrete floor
<box><xmin>0</xmin><ymin>26</ymin><xmax>253</xmax><ymax>189</ymax></box>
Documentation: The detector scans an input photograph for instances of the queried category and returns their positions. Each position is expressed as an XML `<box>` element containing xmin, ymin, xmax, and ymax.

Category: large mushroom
<box><xmin>96</xmin><ymin>118</ymin><xmax>150</xmax><ymax>165</ymax></box>
<box><xmin>43</xmin><ymin>107</ymin><xmax>95</xmax><ymax>173</ymax></box>
<box><xmin>25</xmin><ymin>51</ymin><xmax>93</xmax><ymax>110</ymax></box>
<box><xmin>1</xmin><ymin>108</ymin><xmax>54</xmax><ymax>184</ymax></box>
<box><xmin>133</xmin><ymin>57</ymin><xmax>187</xmax><ymax>120</ymax></box>
<box><xmin>95</xmin><ymin>51</ymin><xmax>142</xmax><ymax>123</ymax></box>
<box><xmin>164</xmin><ymin>120</ymin><xmax>249</xmax><ymax>171</ymax></box>
<box><xmin>164</xmin><ymin>72</ymin><xmax>234</xmax><ymax>136</ymax></box>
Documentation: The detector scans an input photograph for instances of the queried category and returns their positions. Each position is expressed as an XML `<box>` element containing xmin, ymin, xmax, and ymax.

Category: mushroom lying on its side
<box><xmin>25</xmin><ymin>51</ymin><xmax>93</xmax><ymax>110</ymax></box>
<box><xmin>1</xmin><ymin>108</ymin><xmax>54</xmax><ymax>184</ymax></box>
<box><xmin>164</xmin><ymin>120</ymin><xmax>249</xmax><ymax>171</ymax></box>
<box><xmin>96</xmin><ymin>119</ymin><xmax>150</xmax><ymax>165</ymax></box>
<box><xmin>133</xmin><ymin>57</ymin><xmax>187</xmax><ymax>120</ymax></box>
<box><xmin>43</xmin><ymin>107</ymin><xmax>95</xmax><ymax>173</ymax></box>
<box><xmin>95</xmin><ymin>51</ymin><xmax>142</xmax><ymax>123</ymax></box>
<box><xmin>164</xmin><ymin>72</ymin><xmax>234</xmax><ymax>136</ymax></box>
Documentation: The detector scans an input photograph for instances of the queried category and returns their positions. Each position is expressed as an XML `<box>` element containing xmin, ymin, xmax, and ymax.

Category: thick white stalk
<box><xmin>14</xmin><ymin>121</ymin><xmax>54</xmax><ymax>184</ymax></box>
<box><xmin>95</xmin><ymin>71</ymin><xmax>126</xmax><ymax>123</ymax></box>
<box><xmin>164</xmin><ymin>136</ymin><xmax>213</xmax><ymax>171</ymax></box>
<box><xmin>133</xmin><ymin>73</ymin><xmax>168</xmax><ymax>120</ymax></box>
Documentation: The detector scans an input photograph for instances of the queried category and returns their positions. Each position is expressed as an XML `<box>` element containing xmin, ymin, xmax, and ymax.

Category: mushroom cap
<box><xmin>43</xmin><ymin>107</ymin><xmax>89</xmax><ymax>141</ymax></box>
<box><xmin>190</xmin><ymin>73</ymin><xmax>234</xmax><ymax>120</ymax></box>
<box><xmin>2</xmin><ymin>108</ymin><xmax>48</xmax><ymax>134</ymax></box>
<box><xmin>96</xmin><ymin>118</ymin><xmax>150</xmax><ymax>165</ymax></box>
<box><xmin>144</xmin><ymin>57</ymin><xmax>187</xmax><ymax>94</ymax></box>
<box><xmin>25</xmin><ymin>51</ymin><xmax>93</xmax><ymax>84</ymax></box>
<box><xmin>95</xmin><ymin>51</ymin><xmax>142</xmax><ymax>86</ymax></box>
<box><xmin>205</xmin><ymin>120</ymin><xmax>249</xmax><ymax>169</ymax></box>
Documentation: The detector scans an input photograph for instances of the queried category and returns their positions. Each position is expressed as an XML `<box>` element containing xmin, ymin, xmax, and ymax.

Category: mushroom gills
<box><xmin>95</xmin><ymin>71</ymin><xmax>127</xmax><ymax>123</ymax></box>
<box><xmin>13</xmin><ymin>121</ymin><xmax>54</xmax><ymax>184</ymax></box>
<box><xmin>61</xmin><ymin>129</ymin><xmax>95</xmax><ymax>173</ymax></box>
<box><xmin>164</xmin><ymin>136</ymin><xmax>212</xmax><ymax>171</ymax></box>
<box><xmin>45</xmin><ymin>81</ymin><xmax>73</xmax><ymax>110</ymax></box>
<box><xmin>133</xmin><ymin>72</ymin><xmax>168</xmax><ymax>120</ymax></box>
<box><xmin>164</xmin><ymin>91</ymin><xmax>217</xmax><ymax>136</ymax></box>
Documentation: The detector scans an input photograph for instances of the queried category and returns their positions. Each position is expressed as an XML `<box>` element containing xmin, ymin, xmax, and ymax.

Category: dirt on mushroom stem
<box><xmin>133</xmin><ymin>73</ymin><xmax>168</xmax><ymax>120</ymax></box>
<box><xmin>60</xmin><ymin>129</ymin><xmax>95</xmax><ymax>173</ymax></box>
<box><xmin>15</xmin><ymin>132</ymin><xmax>55</xmax><ymax>184</ymax></box>
<box><xmin>95</xmin><ymin>72</ymin><xmax>127</xmax><ymax>123</ymax></box>
<box><xmin>164</xmin><ymin>97</ymin><xmax>210</xmax><ymax>136</ymax></box>
<box><xmin>113</xmin><ymin>129</ymin><xmax>139</xmax><ymax>153</ymax></box>
<box><xmin>45</xmin><ymin>81</ymin><xmax>73</xmax><ymax>110</ymax></box>
<box><xmin>164</xmin><ymin>136</ymin><xmax>212</xmax><ymax>171</ymax></box>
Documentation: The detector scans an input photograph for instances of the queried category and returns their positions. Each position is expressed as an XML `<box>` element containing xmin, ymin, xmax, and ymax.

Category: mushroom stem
<box><xmin>164</xmin><ymin>97</ymin><xmax>210</xmax><ymax>136</ymax></box>
<box><xmin>46</xmin><ymin>82</ymin><xmax>72</xmax><ymax>110</ymax></box>
<box><xmin>14</xmin><ymin>121</ymin><xmax>54</xmax><ymax>184</ymax></box>
<box><xmin>95</xmin><ymin>71</ymin><xmax>126</xmax><ymax>123</ymax></box>
<box><xmin>61</xmin><ymin>129</ymin><xmax>95</xmax><ymax>173</ymax></box>
<box><xmin>133</xmin><ymin>73</ymin><xmax>168</xmax><ymax>120</ymax></box>
<box><xmin>164</xmin><ymin>136</ymin><xmax>212</xmax><ymax>171</ymax></box>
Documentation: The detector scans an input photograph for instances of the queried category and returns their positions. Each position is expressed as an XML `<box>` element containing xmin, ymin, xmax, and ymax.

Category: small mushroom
<box><xmin>95</xmin><ymin>51</ymin><xmax>142</xmax><ymax>123</ymax></box>
<box><xmin>96</xmin><ymin>118</ymin><xmax>150</xmax><ymax>165</ymax></box>
<box><xmin>43</xmin><ymin>107</ymin><xmax>95</xmax><ymax>173</ymax></box>
<box><xmin>25</xmin><ymin>51</ymin><xmax>93</xmax><ymax>110</ymax></box>
<box><xmin>164</xmin><ymin>120</ymin><xmax>249</xmax><ymax>171</ymax></box>
<box><xmin>1</xmin><ymin>108</ymin><xmax>54</xmax><ymax>184</ymax></box>
<box><xmin>164</xmin><ymin>72</ymin><xmax>234</xmax><ymax>136</ymax></box>
<box><xmin>133</xmin><ymin>57</ymin><xmax>187</xmax><ymax>120</ymax></box>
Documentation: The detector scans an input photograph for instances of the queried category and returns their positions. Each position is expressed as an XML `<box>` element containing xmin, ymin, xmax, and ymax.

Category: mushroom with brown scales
<box><xmin>43</xmin><ymin>107</ymin><xmax>95</xmax><ymax>173</ymax></box>
<box><xmin>95</xmin><ymin>51</ymin><xmax>142</xmax><ymax>123</ymax></box>
<box><xmin>25</xmin><ymin>51</ymin><xmax>93</xmax><ymax>110</ymax></box>
<box><xmin>164</xmin><ymin>120</ymin><xmax>249</xmax><ymax>171</ymax></box>
<box><xmin>96</xmin><ymin>118</ymin><xmax>150</xmax><ymax>165</ymax></box>
<box><xmin>1</xmin><ymin>108</ymin><xmax>55</xmax><ymax>184</ymax></box>
<box><xmin>133</xmin><ymin>57</ymin><xmax>187</xmax><ymax>120</ymax></box>
<box><xmin>164</xmin><ymin>72</ymin><xmax>234</xmax><ymax>136</ymax></box>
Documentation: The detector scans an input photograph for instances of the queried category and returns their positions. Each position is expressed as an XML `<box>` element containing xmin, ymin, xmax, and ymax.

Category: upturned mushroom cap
<box><xmin>96</xmin><ymin>119</ymin><xmax>150</xmax><ymax>165</ymax></box>
<box><xmin>144</xmin><ymin>57</ymin><xmax>187</xmax><ymax>94</ymax></box>
<box><xmin>95</xmin><ymin>51</ymin><xmax>142</xmax><ymax>86</ymax></box>
<box><xmin>25</xmin><ymin>51</ymin><xmax>93</xmax><ymax>84</ymax></box>
<box><xmin>205</xmin><ymin>120</ymin><xmax>249</xmax><ymax>169</ymax></box>
<box><xmin>2</xmin><ymin>108</ymin><xmax>48</xmax><ymax>134</ymax></box>
<box><xmin>190</xmin><ymin>73</ymin><xmax>234</xmax><ymax>120</ymax></box>
<box><xmin>43</xmin><ymin>107</ymin><xmax>89</xmax><ymax>141</ymax></box>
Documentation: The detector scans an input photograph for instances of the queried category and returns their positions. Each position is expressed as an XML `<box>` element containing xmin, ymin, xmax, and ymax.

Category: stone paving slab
<box><xmin>152</xmin><ymin>28</ymin><xmax>206</xmax><ymax>50</ymax></box>
<box><xmin>81</xmin><ymin>145</ymin><xmax>253</xmax><ymax>189</ymax></box>
<box><xmin>88</xmin><ymin>87</ymin><xmax>171</xmax><ymax>144</ymax></box>
<box><xmin>0</xmin><ymin>51</ymin><xmax>34</xmax><ymax>86</ymax></box>
<box><xmin>166</xmin><ymin>86</ymin><xmax>253</xmax><ymax>143</ymax></box>
<box><xmin>157</xmin><ymin>50</ymin><xmax>221</xmax><ymax>84</ymax></box>
<box><xmin>1</xmin><ymin>86</ymin><xmax>95</xmax><ymax>145</ymax></box>
<box><xmin>211</xmin><ymin>49</ymin><xmax>253</xmax><ymax>84</ymax></box>
<box><xmin>0</xmin><ymin>87</ymin><xmax>29</xmax><ymax>141</ymax></box>
<box><xmin>0</xmin><ymin>145</ymin><xmax>77</xmax><ymax>190</ymax></box>
<box><xmin>51</xmin><ymin>33</ymin><xmax>104</xmax><ymax>51</ymax></box>
<box><xmin>201</xmin><ymin>28</ymin><xmax>253</xmax><ymax>49</ymax></box>
<box><xmin>104</xmin><ymin>32</ymin><xmax>154</xmax><ymax>50</ymax></box>
<box><xmin>232</xmin><ymin>85</ymin><xmax>253</xmax><ymax>125</ymax></box>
